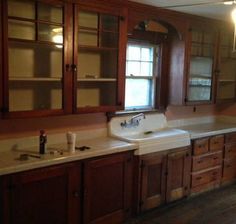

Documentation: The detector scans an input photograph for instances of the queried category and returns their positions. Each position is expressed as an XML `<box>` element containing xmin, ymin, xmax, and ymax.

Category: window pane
<box><xmin>38</xmin><ymin>3</ymin><xmax>63</xmax><ymax>23</ymax></box>
<box><xmin>125</xmin><ymin>79</ymin><xmax>153</xmax><ymax>108</ymax></box>
<box><xmin>127</xmin><ymin>46</ymin><xmax>140</xmax><ymax>60</ymax></box>
<box><xmin>126</xmin><ymin>61</ymin><xmax>140</xmax><ymax>76</ymax></box>
<box><xmin>140</xmin><ymin>62</ymin><xmax>152</xmax><ymax>76</ymax></box>
<box><xmin>141</xmin><ymin>47</ymin><xmax>153</xmax><ymax>61</ymax></box>
<box><xmin>8</xmin><ymin>0</ymin><xmax>35</xmax><ymax>19</ymax></box>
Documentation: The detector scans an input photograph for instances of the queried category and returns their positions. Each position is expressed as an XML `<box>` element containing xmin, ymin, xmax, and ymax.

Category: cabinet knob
<box><xmin>73</xmin><ymin>191</ymin><xmax>79</xmax><ymax>198</ymax></box>
<box><xmin>71</xmin><ymin>64</ymin><xmax>77</xmax><ymax>72</ymax></box>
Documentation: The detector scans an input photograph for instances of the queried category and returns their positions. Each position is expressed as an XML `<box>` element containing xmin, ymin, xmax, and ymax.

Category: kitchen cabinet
<box><xmin>186</xmin><ymin>27</ymin><xmax>216</xmax><ymax>104</ymax></box>
<box><xmin>222</xmin><ymin>132</ymin><xmax>236</xmax><ymax>183</ymax></box>
<box><xmin>0</xmin><ymin>151</ymin><xmax>133</xmax><ymax>224</ymax></box>
<box><xmin>137</xmin><ymin>147</ymin><xmax>191</xmax><ymax>212</ymax></box>
<box><xmin>1</xmin><ymin>0</ymin><xmax>127</xmax><ymax>118</ymax></box>
<box><xmin>191</xmin><ymin>135</ymin><xmax>224</xmax><ymax>194</ymax></box>
<box><xmin>83</xmin><ymin>152</ymin><xmax>133</xmax><ymax>224</ymax></box>
<box><xmin>216</xmin><ymin>29</ymin><xmax>236</xmax><ymax>102</ymax></box>
<box><xmin>166</xmin><ymin>147</ymin><xmax>191</xmax><ymax>202</ymax></box>
<box><xmin>0</xmin><ymin>162</ymin><xmax>82</xmax><ymax>224</ymax></box>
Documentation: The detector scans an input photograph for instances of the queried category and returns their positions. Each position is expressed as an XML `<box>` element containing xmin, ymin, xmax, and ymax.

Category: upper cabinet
<box><xmin>186</xmin><ymin>28</ymin><xmax>216</xmax><ymax>103</ymax></box>
<box><xmin>74</xmin><ymin>6</ymin><xmax>126</xmax><ymax>113</ymax></box>
<box><xmin>1</xmin><ymin>0</ymin><xmax>127</xmax><ymax>118</ymax></box>
<box><xmin>216</xmin><ymin>29</ymin><xmax>236</xmax><ymax>102</ymax></box>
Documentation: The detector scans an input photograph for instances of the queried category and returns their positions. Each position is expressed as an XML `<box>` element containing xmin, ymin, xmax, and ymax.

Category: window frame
<box><xmin>125</xmin><ymin>41</ymin><xmax>159</xmax><ymax>111</ymax></box>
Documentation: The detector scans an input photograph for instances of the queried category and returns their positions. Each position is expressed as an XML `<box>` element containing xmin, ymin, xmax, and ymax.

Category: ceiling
<box><xmin>130</xmin><ymin>0</ymin><xmax>236</xmax><ymax>22</ymax></box>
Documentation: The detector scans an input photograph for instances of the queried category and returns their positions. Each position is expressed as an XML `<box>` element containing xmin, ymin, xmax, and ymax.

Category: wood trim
<box><xmin>0</xmin><ymin>0</ymin><xmax>2</xmax><ymax>118</ymax></box>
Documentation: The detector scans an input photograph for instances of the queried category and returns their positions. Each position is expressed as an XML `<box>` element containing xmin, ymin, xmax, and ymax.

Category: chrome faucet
<box><xmin>120</xmin><ymin>113</ymin><xmax>146</xmax><ymax>128</ymax></box>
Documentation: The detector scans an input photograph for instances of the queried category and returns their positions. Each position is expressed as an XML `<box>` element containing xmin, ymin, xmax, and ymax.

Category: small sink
<box><xmin>109</xmin><ymin>113</ymin><xmax>190</xmax><ymax>155</ymax></box>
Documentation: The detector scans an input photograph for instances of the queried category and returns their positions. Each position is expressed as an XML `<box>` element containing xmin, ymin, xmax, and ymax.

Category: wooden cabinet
<box><xmin>191</xmin><ymin>135</ymin><xmax>224</xmax><ymax>194</ymax></box>
<box><xmin>186</xmin><ymin>28</ymin><xmax>216</xmax><ymax>103</ymax></box>
<box><xmin>216</xmin><ymin>29</ymin><xmax>236</xmax><ymax>102</ymax></box>
<box><xmin>166</xmin><ymin>147</ymin><xmax>191</xmax><ymax>203</ymax></box>
<box><xmin>83</xmin><ymin>152</ymin><xmax>133</xmax><ymax>224</ymax></box>
<box><xmin>0</xmin><ymin>151</ymin><xmax>133</xmax><ymax>224</ymax></box>
<box><xmin>137</xmin><ymin>147</ymin><xmax>191</xmax><ymax>212</ymax></box>
<box><xmin>223</xmin><ymin>132</ymin><xmax>236</xmax><ymax>183</ymax></box>
<box><xmin>1</xmin><ymin>0</ymin><xmax>127</xmax><ymax>118</ymax></box>
<box><xmin>139</xmin><ymin>152</ymin><xmax>167</xmax><ymax>212</ymax></box>
<box><xmin>0</xmin><ymin>162</ymin><xmax>82</xmax><ymax>224</ymax></box>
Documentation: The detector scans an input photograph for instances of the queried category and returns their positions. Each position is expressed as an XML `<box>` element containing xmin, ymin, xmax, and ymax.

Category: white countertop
<box><xmin>0</xmin><ymin>137</ymin><xmax>137</xmax><ymax>176</ymax></box>
<box><xmin>178</xmin><ymin>121</ymin><xmax>236</xmax><ymax>139</ymax></box>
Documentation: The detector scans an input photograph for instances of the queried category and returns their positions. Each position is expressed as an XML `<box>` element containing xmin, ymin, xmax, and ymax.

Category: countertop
<box><xmin>178</xmin><ymin>121</ymin><xmax>236</xmax><ymax>139</ymax></box>
<box><xmin>0</xmin><ymin>137</ymin><xmax>137</xmax><ymax>176</ymax></box>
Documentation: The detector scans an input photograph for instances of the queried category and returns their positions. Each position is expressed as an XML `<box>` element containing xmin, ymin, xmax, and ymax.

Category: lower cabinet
<box><xmin>1</xmin><ymin>162</ymin><xmax>81</xmax><ymax>224</ymax></box>
<box><xmin>137</xmin><ymin>147</ymin><xmax>191</xmax><ymax>212</ymax></box>
<box><xmin>0</xmin><ymin>151</ymin><xmax>133</xmax><ymax>224</ymax></box>
<box><xmin>83</xmin><ymin>152</ymin><xmax>133</xmax><ymax>224</ymax></box>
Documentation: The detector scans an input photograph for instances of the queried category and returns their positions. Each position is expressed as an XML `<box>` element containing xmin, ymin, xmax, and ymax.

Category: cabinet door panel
<box><xmin>193</xmin><ymin>138</ymin><xmax>209</xmax><ymax>155</ymax></box>
<box><xmin>83</xmin><ymin>152</ymin><xmax>133</xmax><ymax>224</ymax></box>
<box><xmin>1</xmin><ymin>163</ymin><xmax>81</xmax><ymax>224</ymax></box>
<box><xmin>166</xmin><ymin>148</ymin><xmax>191</xmax><ymax>202</ymax></box>
<box><xmin>140</xmin><ymin>154</ymin><xmax>166</xmax><ymax>211</ymax></box>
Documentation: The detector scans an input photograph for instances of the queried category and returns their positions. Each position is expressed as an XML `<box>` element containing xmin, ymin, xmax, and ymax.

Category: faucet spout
<box><xmin>120</xmin><ymin>113</ymin><xmax>146</xmax><ymax>128</ymax></box>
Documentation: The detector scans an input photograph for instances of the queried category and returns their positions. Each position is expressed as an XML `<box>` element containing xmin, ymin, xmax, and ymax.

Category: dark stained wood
<box><xmin>1</xmin><ymin>163</ymin><xmax>82</xmax><ymax>224</ymax></box>
<box><xmin>0</xmin><ymin>0</ymin><xmax>2</xmax><ymax>118</ymax></box>
<box><xmin>225</xmin><ymin>132</ymin><xmax>236</xmax><ymax>144</ymax></box>
<box><xmin>192</xmin><ymin>138</ymin><xmax>209</xmax><ymax>155</ymax></box>
<box><xmin>222</xmin><ymin>158</ymin><xmax>236</xmax><ymax>183</ymax></box>
<box><xmin>192</xmin><ymin>151</ymin><xmax>223</xmax><ymax>172</ymax></box>
<box><xmin>139</xmin><ymin>153</ymin><xmax>167</xmax><ymax>212</ymax></box>
<box><xmin>166</xmin><ymin>147</ymin><xmax>191</xmax><ymax>203</ymax></box>
<box><xmin>83</xmin><ymin>152</ymin><xmax>133</xmax><ymax>224</ymax></box>
<box><xmin>209</xmin><ymin>135</ymin><xmax>224</xmax><ymax>152</ymax></box>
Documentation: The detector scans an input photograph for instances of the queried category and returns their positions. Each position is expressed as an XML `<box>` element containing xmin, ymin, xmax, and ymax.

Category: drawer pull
<box><xmin>213</xmin><ymin>157</ymin><xmax>218</xmax><ymax>160</ymax></box>
<box><xmin>198</xmin><ymin>145</ymin><xmax>202</xmax><ymax>148</ymax></box>
<box><xmin>197</xmin><ymin>160</ymin><xmax>203</xmax><ymax>163</ymax></box>
<box><xmin>196</xmin><ymin>176</ymin><xmax>202</xmax><ymax>180</ymax></box>
<box><xmin>214</xmin><ymin>141</ymin><xmax>219</xmax><ymax>144</ymax></box>
<box><xmin>211</xmin><ymin>178</ymin><xmax>217</xmax><ymax>181</ymax></box>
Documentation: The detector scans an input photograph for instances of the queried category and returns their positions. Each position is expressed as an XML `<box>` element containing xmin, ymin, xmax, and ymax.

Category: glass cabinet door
<box><xmin>75</xmin><ymin>9</ymin><xmax>120</xmax><ymax>111</ymax></box>
<box><xmin>187</xmin><ymin>29</ymin><xmax>215</xmax><ymax>102</ymax></box>
<box><xmin>216</xmin><ymin>31</ymin><xmax>236</xmax><ymax>102</ymax></box>
<box><xmin>5</xmin><ymin>0</ymin><xmax>65</xmax><ymax>114</ymax></box>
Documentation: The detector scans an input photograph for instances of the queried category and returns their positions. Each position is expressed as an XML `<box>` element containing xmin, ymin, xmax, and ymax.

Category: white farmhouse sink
<box><xmin>109</xmin><ymin>113</ymin><xmax>190</xmax><ymax>155</ymax></box>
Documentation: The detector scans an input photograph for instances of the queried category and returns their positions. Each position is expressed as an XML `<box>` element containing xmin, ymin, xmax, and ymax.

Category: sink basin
<box><xmin>109</xmin><ymin>113</ymin><xmax>190</xmax><ymax>155</ymax></box>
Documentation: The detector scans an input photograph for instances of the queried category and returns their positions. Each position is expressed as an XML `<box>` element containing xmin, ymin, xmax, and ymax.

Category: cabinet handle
<box><xmin>197</xmin><ymin>160</ymin><xmax>203</xmax><ymax>163</ymax></box>
<box><xmin>213</xmin><ymin>157</ymin><xmax>218</xmax><ymax>160</ymax></box>
<box><xmin>196</xmin><ymin>176</ymin><xmax>202</xmax><ymax>180</ymax></box>
<box><xmin>71</xmin><ymin>64</ymin><xmax>77</xmax><ymax>72</ymax></box>
<box><xmin>73</xmin><ymin>191</ymin><xmax>79</xmax><ymax>198</ymax></box>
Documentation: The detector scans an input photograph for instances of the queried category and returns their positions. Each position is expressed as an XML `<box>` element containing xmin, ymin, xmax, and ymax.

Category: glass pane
<box><xmin>101</xmin><ymin>15</ymin><xmax>118</xmax><ymax>32</ymax></box>
<box><xmin>204</xmin><ymin>32</ymin><xmax>213</xmax><ymax>44</ymax></box>
<box><xmin>141</xmin><ymin>47</ymin><xmax>153</xmax><ymax>61</ymax></box>
<box><xmin>126</xmin><ymin>61</ymin><xmax>140</xmax><ymax>76</ymax></box>
<box><xmin>192</xmin><ymin>30</ymin><xmax>202</xmax><ymax>42</ymax></box>
<box><xmin>77</xmin><ymin>82</ymin><xmax>116</xmax><ymax>107</ymax></box>
<box><xmin>125</xmin><ymin>79</ymin><xmax>153</xmax><ymax>108</ymax></box>
<box><xmin>8</xmin><ymin>20</ymin><xmax>35</xmax><ymax>40</ymax></box>
<box><xmin>190</xmin><ymin>57</ymin><xmax>213</xmax><ymax>77</ymax></box>
<box><xmin>188</xmin><ymin>86</ymin><xmax>211</xmax><ymax>101</ymax></box>
<box><xmin>38</xmin><ymin>24</ymin><xmax>63</xmax><ymax>45</ymax></box>
<box><xmin>140</xmin><ymin>62</ymin><xmax>153</xmax><ymax>76</ymax></box>
<box><xmin>9</xmin><ymin>82</ymin><xmax>62</xmax><ymax>111</ymax></box>
<box><xmin>78</xmin><ymin>30</ymin><xmax>98</xmax><ymax>46</ymax></box>
<box><xmin>8</xmin><ymin>0</ymin><xmax>35</xmax><ymax>19</ymax></box>
<box><xmin>202</xmin><ymin>45</ymin><xmax>213</xmax><ymax>57</ymax></box>
<box><xmin>191</xmin><ymin>43</ymin><xmax>201</xmax><ymax>56</ymax></box>
<box><xmin>79</xmin><ymin>11</ymin><xmax>98</xmax><ymax>28</ymax></box>
<box><xmin>38</xmin><ymin>2</ymin><xmax>63</xmax><ymax>23</ymax></box>
<box><xmin>127</xmin><ymin>46</ymin><xmax>140</xmax><ymax>60</ymax></box>
<box><xmin>9</xmin><ymin>42</ymin><xmax>62</xmax><ymax>79</ymax></box>
<box><xmin>100</xmin><ymin>32</ymin><xmax>118</xmax><ymax>48</ymax></box>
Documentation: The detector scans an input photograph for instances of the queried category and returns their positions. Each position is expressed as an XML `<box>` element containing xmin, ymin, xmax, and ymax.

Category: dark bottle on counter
<box><xmin>39</xmin><ymin>130</ymin><xmax>47</xmax><ymax>154</ymax></box>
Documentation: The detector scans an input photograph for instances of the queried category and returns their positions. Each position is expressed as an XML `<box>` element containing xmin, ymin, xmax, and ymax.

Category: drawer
<box><xmin>225</xmin><ymin>145</ymin><xmax>236</xmax><ymax>158</ymax></box>
<box><xmin>225</xmin><ymin>132</ymin><xmax>236</xmax><ymax>144</ymax></box>
<box><xmin>191</xmin><ymin>167</ymin><xmax>221</xmax><ymax>188</ymax></box>
<box><xmin>222</xmin><ymin>159</ymin><xmax>236</xmax><ymax>182</ymax></box>
<box><xmin>193</xmin><ymin>138</ymin><xmax>209</xmax><ymax>155</ymax></box>
<box><xmin>192</xmin><ymin>151</ymin><xmax>223</xmax><ymax>172</ymax></box>
<box><xmin>209</xmin><ymin>135</ymin><xmax>224</xmax><ymax>152</ymax></box>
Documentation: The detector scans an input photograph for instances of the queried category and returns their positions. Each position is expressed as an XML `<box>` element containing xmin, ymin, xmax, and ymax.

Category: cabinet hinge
<box><xmin>1</xmin><ymin>107</ymin><xmax>8</xmax><ymax>113</ymax></box>
<box><xmin>119</xmin><ymin>16</ymin><xmax>125</xmax><ymax>21</ymax></box>
<box><xmin>139</xmin><ymin>200</ymin><xmax>144</xmax><ymax>207</ymax></box>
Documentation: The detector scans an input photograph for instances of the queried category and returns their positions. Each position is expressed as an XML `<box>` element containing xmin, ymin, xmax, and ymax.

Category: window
<box><xmin>125</xmin><ymin>42</ymin><xmax>158</xmax><ymax>110</ymax></box>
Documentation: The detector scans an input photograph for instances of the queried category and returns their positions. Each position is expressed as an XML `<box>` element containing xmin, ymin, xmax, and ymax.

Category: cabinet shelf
<box><xmin>77</xmin><ymin>78</ymin><xmax>117</xmax><ymax>82</ymax></box>
<box><xmin>78</xmin><ymin>45</ymin><xmax>118</xmax><ymax>51</ymax></box>
<box><xmin>9</xmin><ymin>77</ymin><xmax>62</xmax><ymax>82</ymax></box>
